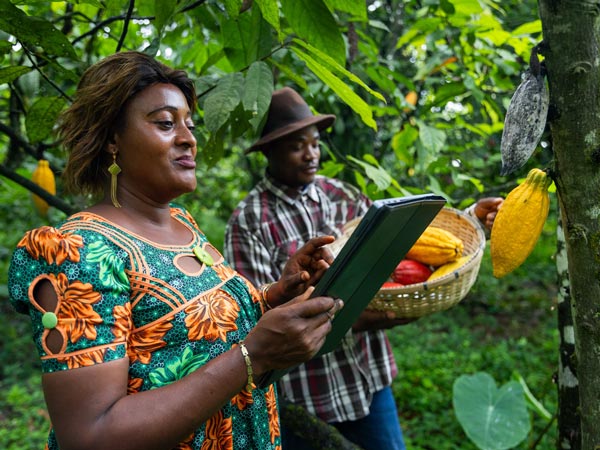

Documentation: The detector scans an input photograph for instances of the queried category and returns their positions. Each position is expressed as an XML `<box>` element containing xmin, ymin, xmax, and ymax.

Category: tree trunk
<box><xmin>555</xmin><ymin>218</ymin><xmax>581</xmax><ymax>449</ymax></box>
<box><xmin>538</xmin><ymin>1</ymin><xmax>600</xmax><ymax>447</ymax></box>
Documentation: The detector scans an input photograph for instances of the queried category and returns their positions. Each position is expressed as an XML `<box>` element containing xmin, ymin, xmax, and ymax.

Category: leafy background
<box><xmin>0</xmin><ymin>0</ymin><xmax>559</xmax><ymax>448</ymax></box>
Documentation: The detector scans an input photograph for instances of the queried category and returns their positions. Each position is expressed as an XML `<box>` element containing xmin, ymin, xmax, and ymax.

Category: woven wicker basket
<box><xmin>371</xmin><ymin>207</ymin><xmax>486</xmax><ymax>318</ymax></box>
<box><xmin>328</xmin><ymin>207</ymin><xmax>486</xmax><ymax>319</ymax></box>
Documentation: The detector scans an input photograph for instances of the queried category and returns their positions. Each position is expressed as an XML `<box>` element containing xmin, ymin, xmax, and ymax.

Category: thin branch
<box><xmin>0</xmin><ymin>164</ymin><xmax>75</xmax><ymax>216</ymax></box>
<box><xmin>0</xmin><ymin>122</ymin><xmax>38</xmax><ymax>157</ymax></box>
<box><xmin>116</xmin><ymin>0</ymin><xmax>135</xmax><ymax>52</ymax></box>
<box><xmin>22</xmin><ymin>47</ymin><xmax>72</xmax><ymax>102</ymax></box>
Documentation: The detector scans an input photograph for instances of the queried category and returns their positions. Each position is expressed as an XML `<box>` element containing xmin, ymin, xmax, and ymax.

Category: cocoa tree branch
<box><xmin>279</xmin><ymin>400</ymin><xmax>363</xmax><ymax>450</ymax></box>
<box><xmin>115</xmin><ymin>0</ymin><xmax>135</xmax><ymax>52</ymax></box>
<box><xmin>0</xmin><ymin>164</ymin><xmax>75</xmax><ymax>216</ymax></box>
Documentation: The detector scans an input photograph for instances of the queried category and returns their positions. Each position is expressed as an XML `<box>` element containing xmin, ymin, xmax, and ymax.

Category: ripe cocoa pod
<box><xmin>392</xmin><ymin>259</ymin><xmax>432</xmax><ymax>285</ymax></box>
<box><xmin>491</xmin><ymin>168</ymin><xmax>551</xmax><ymax>278</ymax></box>
<box><xmin>405</xmin><ymin>226</ymin><xmax>464</xmax><ymax>266</ymax></box>
<box><xmin>31</xmin><ymin>159</ymin><xmax>56</xmax><ymax>218</ymax></box>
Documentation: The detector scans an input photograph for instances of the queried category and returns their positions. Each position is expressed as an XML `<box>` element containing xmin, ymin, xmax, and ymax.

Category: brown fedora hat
<box><xmin>246</xmin><ymin>87</ymin><xmax>336</xmax><ymax>153</ymax></box>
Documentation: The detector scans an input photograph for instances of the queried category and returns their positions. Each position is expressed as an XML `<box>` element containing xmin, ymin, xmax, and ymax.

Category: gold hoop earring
<box><xmin>108</xmin><ymin>152</ymin><xmax>122</xmax><ymax>208</ymax></box>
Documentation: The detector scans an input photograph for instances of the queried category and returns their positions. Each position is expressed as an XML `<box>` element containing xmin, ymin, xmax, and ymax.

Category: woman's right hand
<box><xmin>243</xmin><ymin>286</ymin><xmax>343</xmax><ymax>375</ymax></box>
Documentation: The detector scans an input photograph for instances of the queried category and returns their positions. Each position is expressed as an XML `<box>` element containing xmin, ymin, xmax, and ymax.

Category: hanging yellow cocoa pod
<box><xmin>491</xmin><ymin>168</ymin><xmax>551</xmax><ymax>278</ymax></box>
<box><xmin>31</xmin><ymin>159</ymin><xmax>56</xmax><ymax>218</ymax></box>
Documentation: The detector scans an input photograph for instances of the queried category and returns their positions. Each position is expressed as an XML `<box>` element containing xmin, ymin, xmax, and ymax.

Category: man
<box><xmin>224</xmin><ymin>87</ymin><xmax>502</xmax><ymax>449</ymax></box>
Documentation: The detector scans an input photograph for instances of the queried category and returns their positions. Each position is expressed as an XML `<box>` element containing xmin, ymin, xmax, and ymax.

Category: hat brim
<box><xmin>245</xmin><ymin>114</ymin><xmax>336</xmax><ymax>154</ymax></box>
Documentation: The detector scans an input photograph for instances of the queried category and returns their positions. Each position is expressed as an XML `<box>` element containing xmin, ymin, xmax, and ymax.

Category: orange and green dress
<box><xmin>8</xmin><ymin>205</ymin><xmax>281</xmax><ymax>450</ymax></box>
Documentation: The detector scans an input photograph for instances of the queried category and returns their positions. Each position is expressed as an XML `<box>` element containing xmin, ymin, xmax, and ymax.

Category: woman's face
<box><xmin>112</xmin><ymin>83</ymin><xmax>197</xmax><ymax>204</ymax></box>
<box><xmin>266</xmin><ymin>125</ymin><xmax>321</xmax><ymax>188</ymax></box>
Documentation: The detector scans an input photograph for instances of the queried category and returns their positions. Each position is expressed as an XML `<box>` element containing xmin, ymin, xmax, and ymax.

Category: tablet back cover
<box><xmin>258</xmin><ymin>193</ymin><xmax>445</xmax><ymax>387</ymax></box>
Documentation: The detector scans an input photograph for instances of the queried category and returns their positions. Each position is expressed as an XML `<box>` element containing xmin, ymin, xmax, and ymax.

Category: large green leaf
<box><xmin>242</xmin><ymin>61</ymin><xmax>273</xmax><ymax>132</ymax></box>
<box><xmin>347</xmin><ymin>155</ymin><xmax>392</xmax><ymax>191</ymax></box>
<box><xmin>0</xmin><ymin>0</ymin><xmax>77</xmax><ymax>59</ymax></box>
<box><xmin>0</xmin><ymin>66</ymin><xmax>31</xmax><ymax>85</ymax></box>
<box><xmin>221</xmin><ymin>7</ymin><xmax>272</xmax><ymax>71</ymax></box>
<box><xmin>203</xmin><ymin>73</ymin><xmax>244</xmax><ymax>133</ymax></box>
<box><xmin>453</xmin><ymin>372</ymin><xmax>531</xmax><ymax>450</ymax></box>
<box><xmin>26</xmin><ymin>96</ymin><xmax>66</xmax><ymax>143</ymax></box>
<box><xmin>324</xmin><ymin>0</ymin><xmax>367</xmax><ymax>20</ymax></box>
<box><xmin>153</xmin><ymin>0</ymin><xmax>177</xmax><ymax>33</ymax></box>
<box><xmin>254</xmin><ymin>0</ymin><xmax>280</xmax><ymax>39</ymax></box>
<box><xmin>292</xmin><ymin>47</ymin><xmax>376</xmax><ymax>130</ymax></box>
<box><xmin>280</xmin><ymin>0</ymin><xmax>346</xmax><ymax>65</ymax></box>
<box><xmin>223</xmin><ymin>0</ymin><xmax>243</xmax><ymax>18</ymax></box>
<box><xmin>292</xmin><ymin>39</ymin><xmax>385</xmax><ymax>102</ymax></box>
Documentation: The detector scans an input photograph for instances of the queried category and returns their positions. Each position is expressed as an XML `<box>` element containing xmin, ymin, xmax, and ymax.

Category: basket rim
<box><xmin>378</xmin><ymin>207</ymin><xmax>486</xmax><ymax>293</ymax></box>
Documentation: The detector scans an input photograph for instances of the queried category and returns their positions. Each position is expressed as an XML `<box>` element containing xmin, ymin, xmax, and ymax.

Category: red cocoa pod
<box><xmin>392</xmin><ymin>259</ymin><xmax>433</xmax><ymax>285</ymax></box>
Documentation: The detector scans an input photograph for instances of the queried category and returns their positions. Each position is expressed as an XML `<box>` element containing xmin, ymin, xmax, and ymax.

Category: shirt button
<box><xmin>42</xmin><ymin>311</ymin><xmax>58</xmax><ymax>329</ymax></box>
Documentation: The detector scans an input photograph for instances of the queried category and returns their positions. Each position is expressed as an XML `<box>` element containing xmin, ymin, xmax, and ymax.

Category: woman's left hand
<box><xmin>269</xmin><ymin>235</ymin><xmax>335</xmax><ymax>306</ymax></box>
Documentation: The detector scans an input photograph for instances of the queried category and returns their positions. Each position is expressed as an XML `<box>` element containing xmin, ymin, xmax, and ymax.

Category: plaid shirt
<box><xmin>224</xmin><ymin>174</ymin><xmax>397</xmax><ymax>423</ymax></box>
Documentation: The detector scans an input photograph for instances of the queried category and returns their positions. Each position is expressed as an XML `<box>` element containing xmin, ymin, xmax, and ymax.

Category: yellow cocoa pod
<box><xmin>428</xmin><ymin>255</ymin><xmax>471</xmax><ymax>281</ymax></box>
<box><xmin>31</xmin><ymin>159</ymin><xmax>56</xmax><ymax>218</ymax></box>
<box><xmin>405</xmin><ymin>226</ymin><xmax>464</xmax><ymax>266</ymax></box>
<box><xmin>491</xmin><ymin>168</ymin><xmax>551</xmax><ymax>278</ymax></box>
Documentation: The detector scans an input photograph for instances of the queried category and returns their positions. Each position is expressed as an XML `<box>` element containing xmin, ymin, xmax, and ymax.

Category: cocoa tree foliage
<box><xmin>0</xmin><ymin>0</ymin><xmax>542</xmax><ymax>225</ymax></box>
<box><xmin>0</xmin><ymin>0</ymin><xmax>564</xmax><ymax>447</ymax></box>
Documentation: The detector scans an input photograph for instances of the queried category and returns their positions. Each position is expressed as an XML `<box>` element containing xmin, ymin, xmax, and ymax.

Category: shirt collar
<box><xmin>264</xmin><ymin>172</ymin><xmax>320</xmax><ymax>205</ymax></box>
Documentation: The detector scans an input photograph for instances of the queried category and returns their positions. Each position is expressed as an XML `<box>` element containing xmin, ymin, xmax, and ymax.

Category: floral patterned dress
<box><xmin>8</xmin><ymin>205</ymin><xmax>281</xmax><ymax>450</ymax></box>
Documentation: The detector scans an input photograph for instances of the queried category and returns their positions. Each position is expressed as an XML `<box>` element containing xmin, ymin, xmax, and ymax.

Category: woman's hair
<box><xmin>60</xmin><ymin>51</ymin><xmax>197</xmax><ymax>197</ymax></box>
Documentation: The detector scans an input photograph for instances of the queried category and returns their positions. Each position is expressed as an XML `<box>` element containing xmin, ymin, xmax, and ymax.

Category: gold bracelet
<box><xmin>259</xmin><ymin>282</ymin><xmax>275</xmax><ymax>311</ymax></box>
<box><xmin>239</xmin><ymin>341</ymin><xmax>254</xmax><ymax>392</ymax></box>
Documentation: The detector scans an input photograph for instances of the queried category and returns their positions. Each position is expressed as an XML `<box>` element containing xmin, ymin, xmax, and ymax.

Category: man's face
<box><xmin>265</xmin><ymin>125</ymin><xmax>320</xmax><ymax>188</ymax></box>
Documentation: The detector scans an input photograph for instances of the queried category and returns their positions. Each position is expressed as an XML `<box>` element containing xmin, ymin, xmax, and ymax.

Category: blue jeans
<box><xmin>281</xmin><ymin>386</ymin><xmax>406</xmax><ymax>450</ymax></box>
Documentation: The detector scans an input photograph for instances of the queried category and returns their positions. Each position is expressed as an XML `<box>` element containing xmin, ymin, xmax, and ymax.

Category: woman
<box><xmin>8</xmin><ymin>51</ymin><xmax>342</xmax><ymax>450</ymax></box>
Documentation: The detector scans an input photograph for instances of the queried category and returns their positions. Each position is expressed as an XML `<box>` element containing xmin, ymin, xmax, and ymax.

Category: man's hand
<box><xmin>474</xmin><ymin>197</ymin><xmax>503</xmax><ymax>231</ymax></box>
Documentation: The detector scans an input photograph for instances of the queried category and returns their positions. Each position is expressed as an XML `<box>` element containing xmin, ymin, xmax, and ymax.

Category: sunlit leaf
<box><xmin>223</xmin><ymin>0</ymin><xmax>243</xmax><ymax>18</ymax></box>
<box><xmin>243</xmin><ymin>61</ymin><xmax>273</xmax><ymax>132</ymax></box>
<box><xmin>453</xmin><ymin>372</ymin><xmax>531</xmax><ymax>450</ymax></box>
<box><xmin>292</xmin><ymin>47</ymin><xmax>376</xmax><ymax>130</ymax></box>
<box><xmin>280</xmin><ymin>0</ymin><xmax>346</xmax><ymax>65</ymax></box>
<box><xmin>324</xmin><ymin>0</ymin><xmax>367</xmax><ymax>20</ymax></box>
<box><xmin>203</xmin><ymin>73</ymin><xmax>244</xmax><ymax>133</ymax></box>
<box><xmin>254</xmin><ymin>0</ymin><xmax>281</xmax><ymax>39</ymax></box>
<box><xmin>292</xmin><ymin>39</ymin><xmax>385</xmax><ymax>102</ymax></box>
<box><xmin>0</xmin><ymin>0</ymin><xmax>77</xmax><ymax>59</ymax></box>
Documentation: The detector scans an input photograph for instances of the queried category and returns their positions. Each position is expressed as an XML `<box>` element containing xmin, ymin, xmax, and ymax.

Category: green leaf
<box><xmin>254</xmin><ymin>0</ymin><xmax>281</xmax><ymax>38</ymax></box>
<box><xmin>280</xmin><ymin>0</ymin><xmax>346</xmax><ymax>66</ymax></box>
<box><xmin>0</xmin><ymin>0</ymin><xmax>77</xmax><ymax>59</ymax></box>
<box><xmin>292</xmin><ymin>39</ymin><xmax>385</xmax><ymax>103</ymax></box>
<box><xmin>243</xmin><ymin>61</ymin><xmax>274</xmax><ymax>132</ymax></box>
<box><xmin>26</xmin><ymin>96</ymin><xmax>66</xmax><ymax>143</ymax></box>
<box><xmin>268</xmin><ymin>58</ymin><xmax>308</xmax><ymax>89</ymax></box>
<box><xmin>453</xmin><ymin>372</ymin><xmax>531</xmax><ymax>450</ymax></box>
<box><xmin>324</xmin><ymin>0</ymin><xmax>367</xmax><ymax>20</ymax></box>
<box><xmin>292</xmin><ymin>47</ymin><xmax>376</xmax><ymax>130</ymax></box>
<box><xmin>0</xmin><ymin>66</ymin><xmax>31</xmax><ymax>85</ymax></box>
<box><xmin>417</xmin><ymin>120</ymin><xmax>446</xmax><ymax>154</ymax></box>
<box><xmin>347</xmin><ymin>155</ymin><xmax>391</xmax><ymax>191</ymax></box>
<box><xmin>223</xmin><ymin>0</ymin><xmax>243</xmax><ymax>18</ymax></box>
<box><xmin>153</xmin><ymin>0</ymin><xmax>177</xmax><ymax>32</ymax></box>
<box><xmin>391</xmin><ymin>126</ymin><xmax>418</xmax><ymax>165</ymax></box>
<box><xmin>221</xmin><ymin>7</ymin><xmax>272</xmax><ymax>71</ymax></box>
<box><xmin>203</xmin><ymin>73</ymin><xmax>244</xmax><ymax>133</ymax></box>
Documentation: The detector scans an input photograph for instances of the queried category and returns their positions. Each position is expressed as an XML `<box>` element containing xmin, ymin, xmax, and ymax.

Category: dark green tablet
<box><xmin>257</xmin><ymin>194</ymin><xmax>445</xmax><ymax>388</ymax></box>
